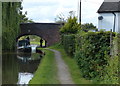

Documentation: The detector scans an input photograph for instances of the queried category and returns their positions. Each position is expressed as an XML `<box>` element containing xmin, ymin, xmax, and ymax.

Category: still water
<box><xmin>2</xmin><ymin>45</ymin><xmax>42</xmax><ymax>85</ymax></box>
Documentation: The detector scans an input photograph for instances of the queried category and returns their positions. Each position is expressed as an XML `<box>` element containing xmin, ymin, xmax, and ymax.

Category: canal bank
<box><xmin>29</xmin><ymin>49</ymin><xmax>60</xmax><ymax>84</ymax></box>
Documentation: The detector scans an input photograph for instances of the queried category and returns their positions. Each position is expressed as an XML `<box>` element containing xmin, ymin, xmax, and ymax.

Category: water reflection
<box><xmin>2</xmin><ymin>53</ymin><xmax>18</xmax><ymax>84</ymax></box>
<box><xmin>2</xmin><ymin>45</ymin><xmax>42</xmax><ymax>85</ymax></box>
<box><xmin>17</xmin><ymin>73</ymin><xmax>33</xmax><ymax>84</ymax></box>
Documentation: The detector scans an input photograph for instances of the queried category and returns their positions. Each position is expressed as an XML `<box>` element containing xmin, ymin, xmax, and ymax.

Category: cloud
<box><xmin>22</xmin><ymin>1</ymin><xmax>59</xmax><ymax>22</ymax></box>
<box><xmin>35</xmin><ymin>19</ymin><xmax>54</xmax><ymax>23</ymax></box>
<box><xmin>80</xmin><ymin>0</ymin><xmax>104</xmax><ymax>26</ymax></box>
<box><xmin>22</xmin><ymin>0</ymin><xmax>104</xmax><ymax>27</ymax></box>
<box><xmin>22</xmin><ymin>0</ymin><xmax>59</xmax><ymax>8</ymax></box>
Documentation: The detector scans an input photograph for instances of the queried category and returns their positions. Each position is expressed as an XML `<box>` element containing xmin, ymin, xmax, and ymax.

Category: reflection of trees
<box><xmin>2</xmin><ymin>53</ymin><xmax>18</xmax><ymax>84</ymax></box>
<box><xmin>17</xmin><ymin>52</ymin><xmax>41</xmax><ymax>73</ymax></box>
<box><xmin>18</xmin><ymin>59</ymin><xmax>40</xmax><ymax>73</ymax></box>
<box><xmin>2</xmin><ymin>51</ymin><xmax>42</xmax><ymax>84</ymax></box>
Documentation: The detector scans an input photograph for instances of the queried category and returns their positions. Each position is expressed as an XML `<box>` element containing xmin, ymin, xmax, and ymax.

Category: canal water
<box><xmin>2</xmin><ymin>45</ymin><xmax>42</xmax><ymax>85</ymax></box>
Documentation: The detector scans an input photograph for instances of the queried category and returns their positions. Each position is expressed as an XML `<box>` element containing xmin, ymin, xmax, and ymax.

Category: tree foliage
<box><xmin>60</xmin><ymin>16</ymin><xmax>80</xmax><ymax>34</ymax></box>
<box><xmin>20</xmin><ymin>11</ymin><xmax>34</xmax><ymax>23</ymax></box>
<box><xmin>81</xmin><ymin>23</ymin><xmax>97</xmax><ymax>32</ymax></box>
<box><xmin>2</xmin><ymin>1</ymin><xmax>33</xmax><ymax>51</ymax></box>
<box><xmin>2</xmin><ymin>2</ymin><xmax>22</xmax><ymax>51</ymax></box>
<box><xmin>55</xmin><ymin>13</ymin><xmax>66</xmax><ymax>24</ymax></box>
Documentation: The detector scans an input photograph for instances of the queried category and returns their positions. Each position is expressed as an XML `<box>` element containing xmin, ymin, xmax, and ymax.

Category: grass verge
<box><xmin>29</xmin><ymin>49</ymin><xmax>60</xmax><ymax>84</ymax></box>
<box><xmin>49</xmin><ymin>43</ymin><xmax>93</xmax><ymax>84</ymax></box>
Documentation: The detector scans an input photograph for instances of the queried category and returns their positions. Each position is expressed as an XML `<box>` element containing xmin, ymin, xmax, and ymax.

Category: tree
<box><xmin>55</xmin><ymin>13</ymin><xmax>66</xmax><ymax>24</ymax></box>
<box><xmin>20</xmin><ymin>11</ymin><xmax>34</xmax><ymax>23</ymax></box>
<box><xmin>2</xmin><ymin>1</ymin><xmax>34</xmax><ymax>51</ymax></box>
<box><xmin>81</xmin><ymin>23</ymin><xmax>98</xmax><ymax>32</ymax></box>
<box><xmin>2</xmin><ymin>2</ymin><xmax>22</xmax><ymax>50</ymax></box>
<box><xmin>60</xmin><ymin>16</ymin><xmax>81</xmax><ymax>34</ymax></box>
<box><xmin>69</xmin><ymin>11</ymin><xmax>75</xmax><ymax>18</ymax></box>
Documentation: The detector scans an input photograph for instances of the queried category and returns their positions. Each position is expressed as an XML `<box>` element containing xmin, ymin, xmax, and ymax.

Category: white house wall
<box><xmin>116</xmin><ymin>13</ymin><xmax>118</xmax><ymax>32</ymax></box>
<box><xmin>118</xmin><ymin>13</ymin><xmax>120</xmax><ymax>33</ymax></box>
<box><xmin>98</xmin><ymin>13</ymin><xmax>119</xmax><ymax>32</ymax></box>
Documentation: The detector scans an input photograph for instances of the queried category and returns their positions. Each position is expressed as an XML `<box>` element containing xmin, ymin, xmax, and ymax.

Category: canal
<box><xmin>2</xmin><ymin>45</ymin><xmax>42</xmax><ymax>85</ymax></box>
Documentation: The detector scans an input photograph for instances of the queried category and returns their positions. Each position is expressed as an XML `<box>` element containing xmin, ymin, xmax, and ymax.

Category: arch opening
<box><xmin>17</xmin><ymin>35</ymin><xmax>47</xmax><ymax>48</ymax></box>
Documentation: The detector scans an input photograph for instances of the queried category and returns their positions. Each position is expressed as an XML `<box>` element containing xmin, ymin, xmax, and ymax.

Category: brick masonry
<box><xmin>17</xmin><ymin>23</ymin><xmax>62</xmax><ymax>46</ymax></box>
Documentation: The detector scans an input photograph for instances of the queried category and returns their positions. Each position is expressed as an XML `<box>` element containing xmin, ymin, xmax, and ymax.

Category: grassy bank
<box><xmin>29</xmin><ymin>49</ymin><xmax>60</xmax><ymax>84</ymax></box>
<box><xmin>30</xmin><ymin>41</ymin><xmax>40</xmax><ymax>45</ymax></box>
<box><xmin>30</xmin><ymin>41</ymin><xmax>45</xmax><ymax>46</ymax></box>
<box><xmin>49</xmin><ymin>43</ymin><xmax>92</xmax><ymax>84</ymax></box>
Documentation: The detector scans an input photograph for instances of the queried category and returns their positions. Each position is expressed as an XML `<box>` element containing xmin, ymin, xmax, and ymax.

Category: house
<box><xmin>97</xmin><ymin>0</ymin><xmax>120</xmax><ymax>33</ymax></box>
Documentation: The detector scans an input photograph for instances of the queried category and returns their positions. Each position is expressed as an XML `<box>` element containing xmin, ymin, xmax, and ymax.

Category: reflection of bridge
<box><xmin>17</xmin><ymin>23</ymin><xmax>62</xmax><ymax>46</ymax></box>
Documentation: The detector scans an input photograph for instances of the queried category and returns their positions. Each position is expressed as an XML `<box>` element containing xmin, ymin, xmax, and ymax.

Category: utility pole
<box><xmin>79</xmin><ymin>0</ymin><xmax>81</xmax><ymax>24</ymax></box>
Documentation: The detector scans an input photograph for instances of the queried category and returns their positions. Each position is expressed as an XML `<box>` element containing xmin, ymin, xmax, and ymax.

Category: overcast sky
<box><xmin>22</xmin><ymin>0</ymin><xmax>104</xmax><ymax>27</ymax></box>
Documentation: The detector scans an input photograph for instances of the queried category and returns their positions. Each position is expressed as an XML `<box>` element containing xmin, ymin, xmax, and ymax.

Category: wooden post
<box><xmin>0</xmin><ymin>2</ymin><xmax>2</xmax><ymax>86</ymax></box>
<box><xmin>118</xmin><ymin>34</ymin><xmax>120</xmax><ymax>56</ymax></box>
<box><xmin>110</xmin><ymin>29</ymin><xmax>113</xmax><ymax>56</ymax></box>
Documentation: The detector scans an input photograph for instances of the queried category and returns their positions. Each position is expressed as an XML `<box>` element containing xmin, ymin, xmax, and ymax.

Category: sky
<box><xmin>22</xmin><ymin>0</ymin><xmax>104</xmax><ymax>27</ymax></box>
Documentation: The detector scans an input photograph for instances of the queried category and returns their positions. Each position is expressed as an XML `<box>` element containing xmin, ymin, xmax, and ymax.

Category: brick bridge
<box><xmin>17</xmin><ymin>23</ymin><xmax>62</xmax><ymax>46</ymax></box>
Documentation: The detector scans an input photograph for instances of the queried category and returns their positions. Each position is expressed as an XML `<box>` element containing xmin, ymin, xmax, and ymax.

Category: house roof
<box><xmin>97</xmin><ymin>2</ymin><xmax>120</xmax><ymax>13</ymax></box>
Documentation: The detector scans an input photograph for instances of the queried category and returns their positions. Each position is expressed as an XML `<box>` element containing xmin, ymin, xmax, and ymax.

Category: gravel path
<box><xmin>46</xmin><ymin>48</ymin><xmax>74</xmax><ymax>84</ymax></box>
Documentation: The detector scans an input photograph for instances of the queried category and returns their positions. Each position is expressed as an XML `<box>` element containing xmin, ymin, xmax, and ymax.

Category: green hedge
<box><xmin>61</xmin><ymin>31</ymin><xmax>118</xmax><ymax>83</ymax></box>
<box><xmin>94</xmin><ymin>36</ymin><xmax>118</xmax><ymax>84</ymax></box>
<box><xmin>98</xmin><ymin>55</ymin><xmax>118</xmax><ymax>84</ymax></box>
<box><xmin>61</xmin><ymin>34</ymin><xmax>75</xmax><ymax>56</ymax></box>
<box><xmin>75</xmin><ymin>31</ymin><xmax>115</xmax><ymax>79</ymax></box>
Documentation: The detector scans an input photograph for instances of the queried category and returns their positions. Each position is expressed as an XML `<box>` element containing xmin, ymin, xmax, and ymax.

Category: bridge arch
<box><xmin>17</xmin><ymin>23</ymin><xmax>62</xmax><ymax>47</ymax></box>
<box><xmin>17</xmin><ymin>34</ymin><xmax>47</xmax><ymax>47</ymax></box>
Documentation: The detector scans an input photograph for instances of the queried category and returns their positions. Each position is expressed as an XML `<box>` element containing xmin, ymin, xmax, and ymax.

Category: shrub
<box><xmin>60</xmin><ymin>16</ymin><xmax>80</xmax><ymax>34</ymax></box>
<box><xmin>61</xmin><ymin>34</ymin><xmax>75</xmax><ymax>56</ymax></box>
<box><xmin>81</xmin><ymin>23</ymin><xmax>97</xmax><ymax>32</ymax></box>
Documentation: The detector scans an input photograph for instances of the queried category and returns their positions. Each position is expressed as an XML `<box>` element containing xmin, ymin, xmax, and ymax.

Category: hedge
<box><xmin>99</xmin><ymin>55</ymin><xmax>118</xmax><ymax>84</ymax></box>
<box><xmin>97</xmin><ymin>36</ymin><xmax>119</xmax><ymax>84</ymax></box>
<box><xmin>74</xmin><ymin>31</ymin><xmax>116</xmax><ymax>80</ymax></box>
<box><xmin>61</xmin><ymin>31</ymin><xmax>118</xmax><ymax>83</ymax></box>
<box><xmin>61</xmin><ymin>34</ymin><xmax>76</xmax><ymax>56</ymax></box>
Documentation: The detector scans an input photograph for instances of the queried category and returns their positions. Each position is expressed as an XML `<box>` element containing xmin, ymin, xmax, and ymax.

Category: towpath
<box><xmin>46</xmin><ymin>48</ymin><xmax>74</xmax><ymax>84</ymax></box>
